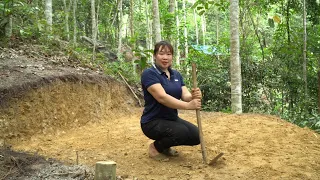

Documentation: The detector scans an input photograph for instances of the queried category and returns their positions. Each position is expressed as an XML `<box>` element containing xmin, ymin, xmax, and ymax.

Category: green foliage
<box><xmin>181</xmin><ymin>48</ymin><xmax>231</xmax><ymax>112</ymax></box>
<box><xmin>306</xmin><ymin>0</ymin><xmax>320</xmax><ymax>25</ymax></box>
<box><xmin>134</xmin><ymin>47</ymin><xmax>153</xmax><ymax>73</ymax></box>
<box><xmin>192</xmin><ymin>0</ymin><xmax>229</xmax><ymax>15</ymax></box>
<box><xmin>280</xmin><ymin>109</ymin><xmax>320</xmax><ymax>133</ymax></box>
<box><xmin>162</xmin><ymin>12</ymin><xmax>176</xmax><ymax>42</ymax></box>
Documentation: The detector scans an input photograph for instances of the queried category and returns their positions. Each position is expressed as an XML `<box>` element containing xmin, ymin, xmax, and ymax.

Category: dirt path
<box><xmin>8</xmin><ymin>109</ymin><xmax>320</xmax><ymax>180</ymax></box>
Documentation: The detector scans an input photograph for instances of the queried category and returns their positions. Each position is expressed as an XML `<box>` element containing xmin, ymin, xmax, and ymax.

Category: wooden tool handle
<box><xmin>192</xmin><ymin>63</ymin><xmax>198</xmax><ymax>89</ymax></box>
<box><xmin>191</xmin><ymin>63</ymin><xmax>208</xmax><ymax>164</ymax></box>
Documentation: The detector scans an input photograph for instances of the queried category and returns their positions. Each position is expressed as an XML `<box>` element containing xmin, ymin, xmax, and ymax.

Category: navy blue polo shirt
<box><xmin>141</xmin><ymin>64</ymin><xmax>185</xmax><ymax>124</ymax></box>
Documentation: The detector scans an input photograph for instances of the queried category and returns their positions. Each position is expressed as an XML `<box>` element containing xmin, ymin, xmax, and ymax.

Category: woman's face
<box><xmin>154</xmin><ymin>45</ymin><xmax>173</xmax><ymax>71</ymax></box>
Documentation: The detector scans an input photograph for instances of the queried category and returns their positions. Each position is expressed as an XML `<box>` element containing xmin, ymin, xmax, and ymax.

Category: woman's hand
<box><xmin>191</xmin><ymin>88</ymin><xmax>202</xmax><ymax>99</ymax></box>
<box><xmin>187</xmin><ymin>99</ymin><xmax>201</xmax><ymax>110</ymax></box>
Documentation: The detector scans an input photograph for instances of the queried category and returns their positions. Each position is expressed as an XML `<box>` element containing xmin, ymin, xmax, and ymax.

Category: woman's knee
<box><xmin>189</xmin><ymin>132</ymin><xmax>200</xmax><ymax>145</ymax></box>
<box><xmin>171</xmin><ymin>126</ymin><xmax>190</xmax><ymax>145</ymax></box>
<box><xmin>174</xmin><ymin>127</ymin><xmax>200</xmax><ymax>145</ymax></box>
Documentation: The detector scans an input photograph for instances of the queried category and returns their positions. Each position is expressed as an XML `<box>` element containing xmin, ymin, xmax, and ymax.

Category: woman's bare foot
<box><xmin>149</xmin><ymin>142</ymin><xmax>160</xmax><ymax>157</ymax></box>
<box><xmin>148</xmin><ymin>143</ymin><xmax>169</xmax><ymax>161</ymax></box>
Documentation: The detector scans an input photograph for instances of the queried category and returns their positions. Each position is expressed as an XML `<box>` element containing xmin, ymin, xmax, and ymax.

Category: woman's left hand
<box><xmin>191</xmin><ymin>88</ymin><xmax>202</xmax><ymax>99</ymax></box>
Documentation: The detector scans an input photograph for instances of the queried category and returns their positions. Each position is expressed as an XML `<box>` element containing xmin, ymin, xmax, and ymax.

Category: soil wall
<box><xmin>0</xmin><ymin>75</ymin><xmax>135</xmax><ymax>141</ymax></box>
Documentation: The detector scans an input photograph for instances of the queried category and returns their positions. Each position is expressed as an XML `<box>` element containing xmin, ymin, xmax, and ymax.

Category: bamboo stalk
<box><xmin>192</xmin><ymin>63</ymin><xmax>207</xmax><ymax>164</ymax></box>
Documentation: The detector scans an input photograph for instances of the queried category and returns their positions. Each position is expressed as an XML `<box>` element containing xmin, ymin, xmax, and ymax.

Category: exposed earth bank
<box><xmin>0</xmin><ymin>46</ymin><xmax>320</xmax><ymax>180</ymax></box>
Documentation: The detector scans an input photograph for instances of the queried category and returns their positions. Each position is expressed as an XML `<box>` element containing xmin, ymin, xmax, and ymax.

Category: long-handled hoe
<box><xmin>191</xmin><ymin>63</ymin><xmax>224</xmax><ymax>166</ymax></box>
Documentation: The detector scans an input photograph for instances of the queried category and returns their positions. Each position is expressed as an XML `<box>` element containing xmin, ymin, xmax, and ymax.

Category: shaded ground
<box><xmin>1</xmin><ymin>45</ymin><xmax>320</xmax><ymax>179</ymax></box>
<box><xmin>0</xmin><ymin>147</ymin><xmax>94</xmax><ymax>180</ymax></box>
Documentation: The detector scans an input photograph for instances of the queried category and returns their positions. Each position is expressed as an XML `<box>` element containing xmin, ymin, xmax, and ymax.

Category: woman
<box><xmin>140</xmin><ymin>41</ymin><xmax>202</xmax><ymax>161</ymax></box>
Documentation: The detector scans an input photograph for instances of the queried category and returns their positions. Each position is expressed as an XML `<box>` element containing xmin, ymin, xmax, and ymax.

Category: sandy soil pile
<box><xmin>7</xmin><ymin>109</ymin><xmax>320</xmax><ymax>180</ymax></box>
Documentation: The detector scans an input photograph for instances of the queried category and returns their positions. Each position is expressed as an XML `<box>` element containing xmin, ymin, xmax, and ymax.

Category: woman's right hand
<box><xmin>187</xmin><ymin>99</ymin><xmax>201</xmax><ymax>110</ymax></box>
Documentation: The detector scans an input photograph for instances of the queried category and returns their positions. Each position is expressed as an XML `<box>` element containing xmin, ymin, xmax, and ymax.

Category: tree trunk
<box><xmin>230</xmin><ymin>0</ymin><xmax>242</xmax><ymax>114</ymax></box>
<box><xmin>216</xmin><ymin>8</ymin><xmax>220</xmax><ymax>60</ymax></box>
<box><xmin>96</xmin><ymin>0</ymin><xmax>100</xmax><ymax>39</ymax></box>
<box><xmin>152</xmin><ymin>0</ymin><xmax>161</xmax><ymax>42</ymax></box>
<box><xmin>34</xmin><ymin>0</ymin><xmax>41</xmax><ymax>32</ymax></box>
<box><xmin>286</xmin><ymin>0</ymin><xmax>291</xmax><ymax>44</ymax></box>
<box><xmin>45</xmin><ymin>0</ymin><xmax>52</xmax><ymax>32</ymax></box>
<box><xmin>145</xmin><ymin>0</ymin><xmax>152</xmax><ymax>63</ymax></box>
<box><xmin>201</xmin><ymin>15</ymin><xmax>206</xmax><ymax>45</ymax></box>
<box><xmin>130</xmin><ymin>0</ymin><xmax>134</xmax><ymax>40</ymax></box>
<box><xmin>91</xmin><ymin>0</ymin><xmax>96</xmax><ymax>62</ymax></box>
<box><xmin>216</xmin><ymin>8</ymin><xmax>219</xmax><ymax>46</ymax></box>
<box><xmin>175</xmin><ymin>0</ymin><xmax>180</xmax><ymax>66</ymax></box>
<box><xmin>318</xmin><ymin>56</ymin><xmax>320</xmax><ymax>113</ymax></box>
<box><xmin>5</xmin><ymin>14</ymin><xmax>12</xmax><ymax>37</ymax></box>
<box><xmin>73</xmin><ymin>0</ymin><xmax>77</xmax><ymax>46</ymax></box>
<box><xmin>130</xmin><ymin>0</ymin><xmax>137</xmax><ymax>75</ymax></box>
<box><xmin>303</xmin><ymin>0</ymin><xmax>307</xmax><ymax>96</ymax></box>
<box><xmin>168</xmin><ymin>0</ymin><xmax>175</xmax><ymax>43</ymax></box>
<box><xmin>318</xmin><ymin>68</ymin><xmax>320</xmax><ymax>113</ymax></box>
<box><xmin>194</xmin><ymin>8</ymin><xmax>198</xmax><ymax>45</ymax></box>
<box><xmin>63</xmin><ymin>0</ymin><xmax>72</xmax><ymax>41</ymax></box>
<box><xmin>117</xmin><ymin>0</ymin><xmax>123</xmax><ymax>60</ymax></box>
<box><xmin>247</xmin><ymin>8</ymin><xmax>265</xmax><ymax>62</ymax></box>
<box><xmin>169</xmin><ymin>0</ymin><xmax>175</xmax><ymax>15</ymax></box>
<box><xmin>183</xmin><ymin>0</ymin><xmax>188</xmax><ymax>58</ymax></box>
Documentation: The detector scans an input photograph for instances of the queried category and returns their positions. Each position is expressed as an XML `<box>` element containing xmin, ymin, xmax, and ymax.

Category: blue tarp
<box><xmin>191</xmin><ymin>45</ymin><xmax>220</xmax><ymax>55</ymax></box>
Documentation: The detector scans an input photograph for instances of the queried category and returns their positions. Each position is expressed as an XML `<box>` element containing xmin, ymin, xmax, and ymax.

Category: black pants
<box><xmin>141</xmin><ymin>117</ymin><xmax>200</xmax><ymax>153</ymax></box>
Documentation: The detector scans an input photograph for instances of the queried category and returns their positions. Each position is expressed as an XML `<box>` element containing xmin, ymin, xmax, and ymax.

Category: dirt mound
<box><xmin>7</xmin><ymin>110</ymin><xmax>320</xmax><ymax>180</ymax></box>
<box><xmin>1</xmin><ymin>47</ymin><xmax>320</xmax><ymax>179</ymax></box>
<box><xmin>0</xmin><ymin>48</ymin><xmax>136</xmax><ymax>140</ymax></box>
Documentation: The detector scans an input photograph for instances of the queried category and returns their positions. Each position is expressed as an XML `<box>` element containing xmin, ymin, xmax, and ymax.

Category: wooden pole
<box><xmin>94</xmin><ymin>161</ymin><xmax>117</xmax><ymax>180</ymax></box>
<box><xmin>192</xmin><ymin>63</ymin><xmax>208</xmax><ymax>164</ymax></box>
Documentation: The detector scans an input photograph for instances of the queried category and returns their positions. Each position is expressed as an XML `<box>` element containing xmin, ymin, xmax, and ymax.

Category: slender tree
<box><xmin>318</xmin><ymin>59</ymin><xmax>320</xmax><ymax>113</ymax></box>
<box><xmin>118</xmin><ymin>0</ymin><xmax>123</xmax><ymax>60</ymax></box>
<box><xmin>34</xmin><ymin>0</ymin><xmax>41</xmax><ymax>32</ymax></box>
<box><xmin>130</xmin><ymin>0</ymin><xmax>136</xmax><ymax>75</ymax></box>
<box><xmin>183</xmin><ymin>0</ymin><xmax>188</xmax><ymax>58</ymax></box>
<box><xmin>96</xmin><ymin>0</ymin><xmax>100</xmax><ymax>39</ymax></box>
<box><xmin>168</xmin><ymin>0</ymin><xmax>175</xmax><ymax>43</ymax></box>
<box><xmin>45</xmin><ymin>0</ymin><xmax>52</xmax><ymax>33</ymax></box>
<box><xmin>216</xmin><ymin>8</ymin><xmax>219</xmax><ymax>46</ymax></box>
<box><xmin>152</xmin><ymin>0</ymin><xmax>161</xmax><ymax>42</ymax></box>
<box><xmin>145</xmin><ymin>0</ymin><xmax>152</xmax><ymax>57</ymax></box>
<box><xmin>91</xmin><ymin>0</ymin><xmax>97</xmax><ymax>61</ymax></box>
<box><xmin>201</xmin><ymin>15</ymin><xmax>206</xmax><ymax>45</ymax></box>
<box><xmin>216</xmin><ymin>8</ymin><xmax>220</xmax><ymax>60</ymax></box>
<box><xmin>175</xmin><ymin>0</ymin><xmax>180</xmax><ymax>65</ymax></box>
<box><xmin>73</xmin><ymin>0</ymin><xmax>77</xmax><ymax>46</ymax></box>
<box><xmin>248</xmin><ymin>8</ymin><xmax>265</xmax><ymax>62</ymax></box>
<box><xmin>130</xmin><ymin>0</ymin><xmax>134</xmax><ymax>40</ymax></box>
<box><xmin>63</xmin><ymin>0</ymin><xmax>72</xmax><ymax>41</ymax></box>
<box><xmin>303</xmin><ymin>0</ymin><xmax>307</xmax><ymax>96</ymax></box>
<box><xmin>4</xmin><ymin>1</ymin><xmax>13</xmax><ymax>38</ymax></box>
<box><xmin>194</xmin><ymin>8</ymin><xmax>199</xmax><ymax>45</ymax></box>
<box><xmin>230</xmin><ymin>0</ymin><xmax>242</xmax><ymax>113</ymax></box>
<box><xmin>5</xmin><ymin>14</ymin><xmax>12</xmax><ymax>37</ymax></box>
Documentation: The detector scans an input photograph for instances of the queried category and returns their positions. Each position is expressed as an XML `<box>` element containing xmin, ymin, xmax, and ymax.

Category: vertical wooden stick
<box><xmin>192</xmin><ymin>63</ymin><xmax>208</xmax><ymax>164</ymax></box>
<box><xmin>76</xmin><ymin>151</ymin><xmax>79</xmax><ymax>165</ymax></box>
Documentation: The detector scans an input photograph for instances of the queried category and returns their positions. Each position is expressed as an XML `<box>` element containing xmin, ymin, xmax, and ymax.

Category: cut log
<box><xmin>80</xmin><ymin>36</ymin><xmax>105</xmax><ymax>49</ymax></box>
<box><xmin>94</xmin><ymin>161</ymin><xmax>116</xmax><ymax>180</ymax></box>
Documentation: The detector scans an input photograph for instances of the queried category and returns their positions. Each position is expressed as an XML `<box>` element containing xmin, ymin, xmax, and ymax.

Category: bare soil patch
<box><xmin>1</xmin><ymin>46</ymin><xmax>320</xmax><ymax>180</ymax></box>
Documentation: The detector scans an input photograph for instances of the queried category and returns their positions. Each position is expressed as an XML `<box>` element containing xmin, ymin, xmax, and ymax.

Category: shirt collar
<box><xmin>152</xmin><ymin>64</ymin><xmax>174</xmax><ymax>75</ymax></box>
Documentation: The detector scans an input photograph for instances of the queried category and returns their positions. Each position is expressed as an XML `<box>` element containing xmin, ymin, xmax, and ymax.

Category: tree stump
<box><xmin>94</xmin><ymin>161</ymin><xmax>116</xmax><ymax>180</ymax></box>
